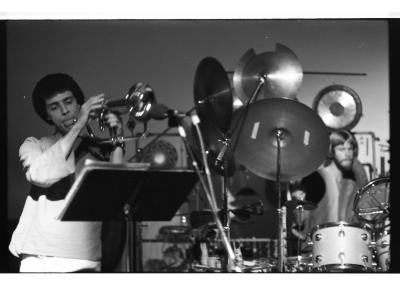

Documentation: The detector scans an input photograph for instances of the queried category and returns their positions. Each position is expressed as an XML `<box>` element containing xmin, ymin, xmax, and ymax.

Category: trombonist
<box><xmin>9</xmin><ymin>73</ymin><xmax>124</xmax><ymax>272</ymax></box>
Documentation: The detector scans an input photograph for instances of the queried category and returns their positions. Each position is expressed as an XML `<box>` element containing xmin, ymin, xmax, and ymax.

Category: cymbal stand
<box><xmin>295</xmin><ymin>204</ymin><xmax>304</xmax><ymax>260</ymax></box>
<box><xmin>230</xmin><ymin>74</ymin><xmax>266</xmax><ymax>156</ymax></box>
<box><xmin>229</xmin><ymin>73</ymin><xmax>286</xmax><ymax>272</ymax></box>
<box><xmin>275</xmin><ymin>128</ymin><xmax>287</xmax><ymax>272</ymax></box>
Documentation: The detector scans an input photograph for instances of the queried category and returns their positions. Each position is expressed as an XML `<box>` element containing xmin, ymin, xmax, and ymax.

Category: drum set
<box><xmin>185</xmin><ymin>43</ymin><xmax>391</xmax><ymax>272</ymax></box>
<box><xmin>296</xmin><ymin>176</ymin><xmax>390</xmax><ymax>272</ymax></box>
<box><xmin>186</xmin><ymin>178</ymin><xmax>390</xmax><ymax>273</ymax></box>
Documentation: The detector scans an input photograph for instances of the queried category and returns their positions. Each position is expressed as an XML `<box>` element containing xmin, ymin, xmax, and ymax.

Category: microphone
<box><xmin>148</xmin><ymin>103</ymin><xmax>187</xmax><ymax>120</ymax></box>
<box><xmin>215</xmin><ymin>142</ymin><xmax>228</xmax><ymax>167</ymax></box>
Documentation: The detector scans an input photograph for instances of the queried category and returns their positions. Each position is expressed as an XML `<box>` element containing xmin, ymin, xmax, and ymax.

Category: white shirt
<box><xmin>9</xmin><ymin>133</ymin><xmax>102</xmax><ymax>261</ymax></box>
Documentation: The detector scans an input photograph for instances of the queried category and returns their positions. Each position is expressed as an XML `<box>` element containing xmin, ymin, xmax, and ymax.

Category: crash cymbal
<box><xmin>232</xmin><ymin>98</ymin><xmax>329</xmax><ymax>181</ymax></box>
<box><xmin>285</xmin><ymin>199</ymin><xmax>317</xmax><ymax>210</ymax></box>
<box><xmin>194</xmin><ymin>57</ymin><xmax>233</xmax><ymax>134</ymax></box>
<box><xmin>313</xmin><ymin>84</ymin><xmax>362</xmax><ymax>130</ymax></box>
<box><xmin>232</xmin><ymin>48</ymin><xmax>257</xmax><ymax>104</ymax></box>
<box><xmin>233</xmin><ymin>43</ymin><xmax>303</xmax><ymax>102</ymax></box>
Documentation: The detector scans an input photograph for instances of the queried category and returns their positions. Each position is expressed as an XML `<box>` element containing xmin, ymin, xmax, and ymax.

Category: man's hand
<box><xmin>75</xmin><ymin>93</ymin><xmax>105</xmax><ymax>130</ymax></box>
<box><xmin>104</xmin><ymin>112</ymin><xmax>123</xmax><ymax>137</ymax></box>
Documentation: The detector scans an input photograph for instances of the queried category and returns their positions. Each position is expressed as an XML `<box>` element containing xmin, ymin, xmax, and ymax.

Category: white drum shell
<box><xmin>311</xmin><ymin>222</ymin><xmax>372</xmax><ymax>271</ymax></box>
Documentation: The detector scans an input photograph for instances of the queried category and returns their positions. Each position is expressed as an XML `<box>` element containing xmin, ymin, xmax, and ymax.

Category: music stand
<box><xmin>57</xmin><ymin>159</ymin><xmax>199</xmax><ymax>272</ymax></box>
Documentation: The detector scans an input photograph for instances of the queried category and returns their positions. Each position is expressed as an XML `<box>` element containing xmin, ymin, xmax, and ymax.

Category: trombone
<box><xmin>86</xmin><ymin>82</ymin><xmax>156</xmax><ymax>144</ymax></box>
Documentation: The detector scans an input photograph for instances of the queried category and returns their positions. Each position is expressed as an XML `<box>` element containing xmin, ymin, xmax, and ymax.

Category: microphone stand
<box><xmin>214</xmin><ymin>139</ymin><xmax>234</xmax><ymax>271</ymax></box>
<box><xmin>175</xmin><ymin>117</ymin><xmax>239</xmax><ymax>271</ymax></box>
<box><xmin>203</xmin><ymin>74</ymin><xmax>267</xmax><ymax>272</ymax></box>
<box><xmin>222</xmin><ymin>158</ymin><xmax>234</xmax><ymax>271</ymax></box>
<box><xmin>123</xmin><ymin>104</ymin><xmax>241</xmax><ymax>271</ymax></box>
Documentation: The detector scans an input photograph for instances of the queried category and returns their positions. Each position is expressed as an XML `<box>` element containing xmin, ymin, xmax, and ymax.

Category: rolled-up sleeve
<box><xmin>19</xmin><ymin>137</ymin><xmax>75</xmax><ymax>187</ymax></box>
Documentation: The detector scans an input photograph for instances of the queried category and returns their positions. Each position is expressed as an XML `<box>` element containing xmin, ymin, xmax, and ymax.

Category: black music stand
<box><xmin>57</xmin><ymin>160</ymin><xmax>199</xmax><ymax>272</ymax></box>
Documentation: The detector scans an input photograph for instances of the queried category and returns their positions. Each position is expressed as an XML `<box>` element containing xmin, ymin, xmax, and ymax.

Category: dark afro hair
<box><xmin>32</xmin><ymin>73</ymin><xmax>85</xmax><ymax>124</ymax></box>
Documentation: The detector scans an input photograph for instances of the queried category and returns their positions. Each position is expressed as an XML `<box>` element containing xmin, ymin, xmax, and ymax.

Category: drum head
<box><xmin>354</xmin><ymin>177</ymin><xmax>390</xmax><ymax>223</ymax></box>
<box><xmin>310</xmin><ymin>221</ymin><xmax>370</xmax><ymax>235</ymax></box>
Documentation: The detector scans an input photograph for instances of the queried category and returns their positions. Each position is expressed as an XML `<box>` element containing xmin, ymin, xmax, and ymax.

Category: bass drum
<box><xmin>353</xmin><ymin>177</ymin><xmax>390</xmax><ymax>223</ymax></box>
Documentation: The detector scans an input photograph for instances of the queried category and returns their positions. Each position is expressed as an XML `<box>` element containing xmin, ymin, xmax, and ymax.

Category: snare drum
<box><xmin>310</xmin><ymin>222</ymin><xmax>372</xmax><ymax>272</ymax></box>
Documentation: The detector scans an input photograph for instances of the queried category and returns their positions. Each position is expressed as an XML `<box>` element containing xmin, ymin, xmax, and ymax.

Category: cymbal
<box><xmin>232</xmin><ymin>48</ymin><xmax>256</xmax><ymax>104</ymax></box>
<box><xmin>285</xmin><ymin>199</ymin><xmax>317</xmax><ymax>210</ymax></box>
<box><xmin>313</xmin><ymin>84</ymin><xmax>362</xmax><ymax>130</ymax></box>
<box><xmin>233</xmin><ymin>43</ymin><xmax>303</xmax><ymax>102</ymax></box>
<box><xmin>194</xmin><ymin>57</ymin><xmax>233</xmax><ymax>134</ymax></box>
<box><xmin>232</xmin><ymin>98</ymin><xmax>329</xmax><ymax>181</ymax></box>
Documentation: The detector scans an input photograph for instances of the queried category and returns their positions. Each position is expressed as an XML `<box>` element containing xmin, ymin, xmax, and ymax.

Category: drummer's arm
<box><xmin>291</xmin><ymin>209</ymin><xmax>312</xmax><ymax>240</ymax></box>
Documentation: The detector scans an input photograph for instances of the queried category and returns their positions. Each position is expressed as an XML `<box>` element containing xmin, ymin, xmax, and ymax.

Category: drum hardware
<box><xmin>230</xmin><ymin>47</ymin><xmax>327</xmax><ymax>271</ymax></box>
<box><xmin>193</xmin><ymin>46</ymin><xmax>306</xmax><ymax>272</ymax></box>
<box><xmin>193</xmin><ymin>56</ymin><xmax>245</xmax><ymax>271</ymax></box>
<box><xmin>231</xmin><ymin>98</ymin><xmax>330</xmax><ymax>272</ymax></box>
<box><xmin>192</xmin><ymin>58</ymin><xmax>236</xmax><ymax>264</ymax></box>
<box><xmin>372</xmin><ymin>218</ymin><xmax>391</xmax><ymax>272</ymax></box>
<box><xmin>286</xmin><ymin>255</ymin><xmax>313</xmax><ymax>272</ymax></box>
<box><xmin>191</xmin><ymin>46</ymin><xmax>327</xmax><ymax>272</ymax></box>
<box><xmin>285</xmin><ymin>199</ymin><xmax>317</xmax><ymax>211</ymax></box>
<box><xmin>304</xmin><ymin>71</ymin><xmax>367</xmax><ymax>76</ymax></box>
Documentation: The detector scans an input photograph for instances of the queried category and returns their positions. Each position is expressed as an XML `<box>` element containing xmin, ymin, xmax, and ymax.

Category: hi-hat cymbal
<box><xmin>285</xmin><ymin>199</ymin><xmax>317</xmax><ymax>210</ymax></box>
<box><xmin>232</xmin><ymin>98</ymin><xmax>329</xmax><ymax>181</ymax></box>
<box><xmin>194</xmin><ymin>57</ymin><xmax>233</xmax><ymax>134</ymax></box>
<box><xmin>233</xmin><ymin>44</ymin><xmax>303</xmax><ymax>102</ymax></box>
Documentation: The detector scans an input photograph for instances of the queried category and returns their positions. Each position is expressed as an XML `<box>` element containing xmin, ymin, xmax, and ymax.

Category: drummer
<box><xmin>291</xmin><ymin>129</ymin><xmax>369</xmax><ymax>240</ymax></box>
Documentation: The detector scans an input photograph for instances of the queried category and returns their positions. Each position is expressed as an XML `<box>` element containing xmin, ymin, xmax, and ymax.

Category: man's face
<box><xmin>45</xmin><ymin>91</ymin><xmax>80</xmax><ymax>135</ymax></box>
<box><xmin>333</xmin><ymin>140</ymin><xmax>355</xmax><ymax>171</ymax></box>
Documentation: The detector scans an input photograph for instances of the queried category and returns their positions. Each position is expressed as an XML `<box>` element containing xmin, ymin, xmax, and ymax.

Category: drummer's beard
<box><xmin>333</xmin><ymin>156</ymin><xmax>354</xmax><ymax>175</ymax></box>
